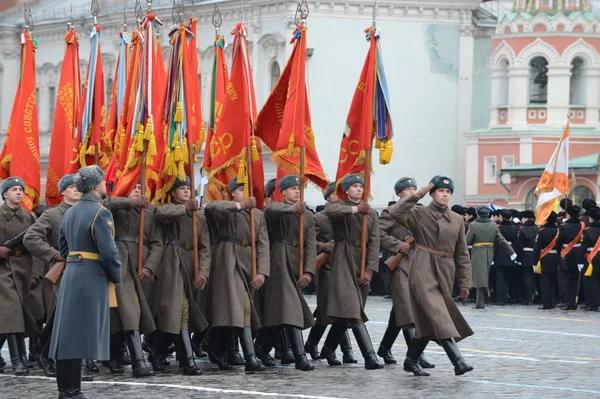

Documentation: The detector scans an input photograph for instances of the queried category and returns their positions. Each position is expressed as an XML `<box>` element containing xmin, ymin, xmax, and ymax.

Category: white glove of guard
<box><xmin>510</xmin><ymin>253</ymin><xmax>517</xmax><ymax>261</ymax></box>
<box><xmin>491</xmin><ymin>261</ymin><xmax>494</xmax><ymax>266</ymax></box>
<box><xmin>578</xmin><ymin>264</ymin><xmax>584</xmax><ymax>272</ymax></box>
<box><xmin>532</xmin><ymin>265</ymin><xmax>537</xmax><ymax>273</ymax></box>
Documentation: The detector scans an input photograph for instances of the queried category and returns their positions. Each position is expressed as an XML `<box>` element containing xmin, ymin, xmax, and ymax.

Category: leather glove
<box><xmin>241</xmin><ymin>197</ymin><xmax>256</xmax><ymax>209</ymax></box>
<box><xmin>356</xmin><ymin>202</ymin><xmax>371</xmax><ymax>215</ymax></box>
<box><xmin>578</xmin><ymin>264</ymin><xmax>584</xmax><ymax>272</ymax></box>
<box><xmin>184</xmin><ymin>198</ymin><xmax>199</xmax><ymax>212</ymax></box>
<box><xmin>131</xmin><ymin>195</ymin><xmax>149</xmax><ymax>208</ymax></box>
<box><xmin>415</xmin><ymin>183</ymin><xmax>435</xmax><ymax>200</ymax></box>
<box><xmin>0</xmin><ymin>246</ymin><xmax>11</xmax><ymax>260</ymax></box>
<box><xmin>510</xmin><ymin>253</ymin><xmax>517</xmax><ymax>261</ymax></box>
<box><xmin>293</xmin><ymin>201</ymin><xmax>306</xmax><ymax>214</ymax></box>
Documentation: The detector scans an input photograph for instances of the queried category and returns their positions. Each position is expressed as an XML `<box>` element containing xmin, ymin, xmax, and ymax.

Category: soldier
<box><xmin>580</xmin><ymin>199</ymin><xmax>598</xmax><ymax>308</ymax></box>
<box><xmin>259</xmin><ymin>174</ymin><xmax>316</xmax><ymax>371</ymax></box>
<box><xmin>0</xmin><ymin>177</ymin><xmax>41</xmax><ymax>376</ymax></box>
<box><xmin>534</xmin><ymin>211</ymin><xmax>560</xmax><ymax>310</ymax></box>
<box><xmin>494</xmin><ymin>209</ymin><xmax>519</xmax><ymax>305</ymax></box>
<box><xmin>264</xmin><ymin>178</ymin><xmax>276</xmax><ymax>206</ymax></box>
<box><xmin>377</xmin><ymin>177</ymin><xmax>434</xmax><ymax>369</ymax></box>
<box><xmin>516</xmin><ymin>210</ymin><xmax>538</xmax><ymax>305</ymax></box>
<box><xmin>204</xmin><ymin>177</ymin><xmax>269</xmax><ymax>372</ymax></box>
<box><xmin>318</xmin><ymin>173</ymin><xmax>383</xmax><ymax>370</ymax></box>
<box><xmin>106</xmin><ymin>182</ymin><xmax>161</xmax><ymax>377</ymax></box>
<box><xmin>577</xmin><ymin>207</ymin><xmax>600</xmax><ymax>311</ymax></box>
<box><xmin>466</xmin><ymin>205</ymin><xmax>515</xmax><ymax>309</ymax></box>
<box><xmin>24</xmin><ymin>174</ymin><xmax>80</xmax><ymax>377</ymax></box>
<box><xmin>557</xmin><ymin>206</ymin><xmax>585</xmax><ymax>310</ymax></box>
<box><xmin>49</xmin><ymin>166</ymin><xmax>122</xmax><ymax>398</ymax></box>
<box><xmin>150</xmin><ymin>177</ymin><xmax>211</xmax><ymax>376</ymax></box>
<box><xmin>390</xmin><ymin>177</ymin><xmax>473</xmax><ymax>377</ymax></box>
<box><xmin>580</xmin><ymin>198</ymin><xmax>596</xmax><ymax>227</ymax></box>
<box><xmin>304</xmin><ymin>182</ymin><xmax>357</xmax><ymax>365</ymax></box>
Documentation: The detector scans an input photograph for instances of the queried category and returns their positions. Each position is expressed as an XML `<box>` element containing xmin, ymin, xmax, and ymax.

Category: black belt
<box><xmin>219</xmin><ymin>236</ymin><xmax>250</xmax><ymax>247</ymax></box>
<box><xmin>167</xmin><ymin>239</ymin><xmax>193</xmax><ymax>250</ymax></box>
<box><xmin>339</xmin><ymin>238</ymin><xmax>361</xmax><ymax>247</ymax></box>
<box><xmin>115</xmin><ymin>235</ymin><xmax>139</xmax><ymax>244</ymax></box>
<box><xmin>275</xmin><ymin>238</ymin><xmax>300</xmax><ymax>247</ymax></box>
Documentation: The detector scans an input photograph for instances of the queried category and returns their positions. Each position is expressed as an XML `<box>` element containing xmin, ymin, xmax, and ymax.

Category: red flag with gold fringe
<box><xmin>184</xmin><ymin>17</ymin><xmax>204</xmax><ymax>157</ymax></box>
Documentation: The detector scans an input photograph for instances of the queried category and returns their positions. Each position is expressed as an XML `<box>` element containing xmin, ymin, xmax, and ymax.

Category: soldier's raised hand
<box><xmin>415</xmin><ymin>183</ymin><xmax>435</xmax><ymax>200</ymax></box>
<box><xmin>184</xmin><ymin>198</ymin><xmax>199</xmax><ymax>212</ymax></box>
<box><xmin>356</xmin><ymin>202</ymin><xmax>371</xmax><ymax>215</ymax></box>
<box><xmin>242</xmin><ymin>197</ymin><xmax>256</xmax><ymax>209</ymax></box>
<box><xmin>132</xmin><ymin>195</ymin><xmax>149</xmax><ymax>208</ymax></box>
<box><xmin>293</xmin><ymin>201</ymin><xmax>306</xmax><ymax>214</ymax></box>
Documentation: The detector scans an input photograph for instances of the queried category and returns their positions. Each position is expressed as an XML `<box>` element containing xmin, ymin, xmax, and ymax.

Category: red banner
<box><xmin>184</xmin><ymin>17</ymin><xmax>204</xmax><ymax>155</ymax></box>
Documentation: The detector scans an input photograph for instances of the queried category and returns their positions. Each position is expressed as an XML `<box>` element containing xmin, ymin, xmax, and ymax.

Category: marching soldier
<box><xmin>577</xmin><ymin>207</ymin><xmax>600</xmax><ymax>311</ymax></box>
<box><xmin>515</xmin><ymin>210</ymin><xmax>538</xmax><ymax>305</ymax></box>
<box><xmin>466</xmin><ymin>205</ymin><xmax>515</xmax><ymax>309</ymax></box>
<box><xmin>494</xmin><ymin>209</ymin><xmax>519</xmax><ymax>305</ymax></box>
<box><xmin>150</xmin><ymin>177</ymin><xmax>211</xmax><ymax>376</ymax></box>
<box><xmin>581</xmin><ymin>199</ymin><xmax>598</xmax><ymax>308</ymax></box>
<box><xmin>319</xmin><ymin>174</ymin><xmax>383</xmax><ymax>370</ymax></box>
<box><xmin>24</xmin><ymin>174</ymin><xmax>80</xmax><ymax>377</ymax></box>
<box><xmin>304</xmin><ymin>183</ymin><xmax>357</xmax><ymax>365</ymax></box>
<box><xmin>264</xmin><ymin>178</ymin><xmax>276</xmax><ymax>206</ymax></box>
<box><xmin>391</xmin><ymin>177</ymin><xmax>473</xmax><ymax>377</ymax></box>
<box><xmin>0</xmin><ymin>177</ymin><xmax>41</xmax><ymax>376</ymax></box>
<box><xmin>204</xmin><ymin>177</ymin><xmax>269</xmax><ymax>372</ymax></box>
<box><xmin>49</xmin><ymin>166</ymin><xmax>122</xmax><ymax>398</ymax></box>
<box><xmin>259</xmin><ymin>175</ymin><xmax>316</xmax><ymax>371</ymax></box>
<box><xmin>557</xmin><ymin>206</ymin><xmax>585</xmax><ymax>310</ymax></box>
<box><xmin>534</xmin><ymin>211</ymin><xmax>560</xmax><ymax>310</ymax></box>
<box><xmin>378</xmin><ymin>177</ymin><xmax>434</xmax><ymax>369</ymax></box>
<box><xmin>106</xmin><ymin>183</ymin><xmax>162</xmax><ymax>377</ymax></box>
<box><xmin>580</xmin><ymin>198</ymin><xmax>596</xmax><ymax>227</ymax></box>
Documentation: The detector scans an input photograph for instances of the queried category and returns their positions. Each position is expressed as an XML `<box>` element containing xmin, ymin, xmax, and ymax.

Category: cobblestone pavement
<box><xmin>2</xmin><ymin>296</ymin><xmax>600</xmax><ymax>398</ymax></box>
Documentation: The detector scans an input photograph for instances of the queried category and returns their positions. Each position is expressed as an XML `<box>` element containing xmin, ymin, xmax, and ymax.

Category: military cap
<box><xmin>466</xmin><ymin>207</ymin><xmax>477</xmax><ymax>217</ymax></box>
<box><xmin>1</xmin><ymin>177</ymin><xmax>25</xmax><ymax>197</ymax></box>
<box><xmin>476</xmin><ymin>205</ymin><xmax>490</xmax><ymax>216</ymax></box>
<box><xmin>315</xmin><ymin>205</ymin><xmax>326</xmax><ymax>213</ymax></box>
<box><xmin>583</xmin><ymin>198</ymin><xmax>597</xmax><ymax>211</ymax></box>
<box><xmin>500</xmin><ymin>209</ymin><xmax>512</xmax><ymax>220</ymax></box>
<box><xmin>341</xmin><ymin>173</ymin><xmax>364</xmax><ymax>192</ymax></box>
<box><xmin>74</xmin><ymin>166</ymin><xmax>105</xmax><ymax>194</ymax></box>
<box><xmin>265</xmin><ymin>178</ymin><xmax>276</xmax><ymax>199</ymax></box>
<box><xmin>170</xmin><ymin>176</ymin><xmax>191</xmax><ymax>192</ymax></box>
<box><xmin>394</xmin><ymin>177</ymin><xmax>417</xmax><ymax>195</ymax></box>
<box><xmin>559</xmin><ymin>198</ymin><xmax>572</xmax><ymax>210</ymax></box>
<box><xmin>228</xmin><ymin>177</ymin><xmax>244</xmax><ymax>194</ymax></box>
<box><xmin>521</xmin><ymin>210</ymin><xmax>535</xmax><ymax>219</ymax></box>
<box><xmin>278</xmin><ymin>175</ymin><xmax>301</xmax><ymax>192</ymax></box>
<box><xmin>509</xmin><ymin>209</ymin><xmax>521</xmax><ymax>219</ymax></box>
<box><xmin>429</xmin><ymin>175</ymin><xmax>441</xmax><ymax>184</ymax></box>
<box><xmin>58</xmin><ymin>174</ymin><xmax>76</xmax><ymax>194</ymax></box>
<box><xmin>323</xmin><ymin>182</ymin><xmax>336</xmax><ymax>200</ymax></box>
<box><xmin>589</xmin><ymin>207</ymin><xmax>600</xmax><ymax>221</ymax></box>
<box><xmin>451</xmin><ymin>205</ymin><xmax>465</xmax><ymax>215</ymax></box>
<box><xmin>430</xmin><ymin>176</ymin><xmax>454</xmax><ymax>194</ymax></box>
<box><xmin>546</xmin><ymin>211</ymin><xmax>558</xmax><ymax>224</ymax></box>
<box><xmin>567</xmin><ymin>205</ymin><xmax>581</xmax><ymax>218</ymax></box>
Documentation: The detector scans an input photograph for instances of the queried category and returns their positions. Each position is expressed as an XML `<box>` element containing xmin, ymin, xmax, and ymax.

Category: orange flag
<box><xmin>0</xmin><ymin>31</ymin><xmax>41</xmax><ymax>211</ymax></box>
<box><xmin>208</xmin><ymin>23</ymin><xmax>264</xmax><ymax>208</ymax></box>
<box><xmin>184</xmin><ymin>17</ymin><xmax>204</xmax><ymax>157</ymax></box>
<box><xmin>46</xmin><ymin>29</ymin><xmax>81</xmax><ymax>206</ymax></box>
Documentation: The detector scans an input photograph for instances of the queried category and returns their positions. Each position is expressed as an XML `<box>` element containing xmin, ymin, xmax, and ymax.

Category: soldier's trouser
<box><xmin>559</xmin><ymin>269</ymin><xmax>579</xmax><ymax>307</ymax></box>
<box><xmin>476</xmin><ymin>288</ymin><xmax>486</xmax><ymax>308</ymax></box>
<box><xmin>585</xmin><ymin>272</ymin><xmax>600</xmax><ymax>308</ymax></box>
<box><xmin>180</xmin><ymin>293</ymin><xmax>190</xmax><ymax>331</ymax></box>
<box><xmin>521</xmin><ymin>267</ymin><xmax>534</xmax><ymax>303</ymax></box>
<box><xmin>496</xmin><ymin>266</ymin><xmax>510</xmax><ymax>303</ymax></box>
<box><xmin>540</xmin><ymin>272</ymin><xmax>556</xmax><ymax>309</ymax></box>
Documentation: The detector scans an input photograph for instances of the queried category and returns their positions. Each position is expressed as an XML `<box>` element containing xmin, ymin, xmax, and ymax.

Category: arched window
<box><xmin>270</xmin><ymin>62</ymin><xmax>280</xmax><ymax>91</ymax></box>
<box><xmin>571</xmin><ymin>185</ymin><xmax>595</xmax><ymax>207</ymax></box>
<box><xmin>525</xmin><ymin>187</ymin><xmax>536</xmax><ymax>211</ymax></box>
<box><xmin>517</xmin><ymin>0</ymin><xmax>526</xmax><ymax>10</ymax></box>
<box><xmin>570</xmin><ymin>57</ymin><xmax>586</xmax><ymax>105</ymax></box>
<box><xmin>498</xmin><ymin>58</ymin><xmax>510</xmax><ymax>106</ymax></box>
<box><xmin>529</xmin><ymin>56</ymin><xmax>548</xmax><ymax>104</ymax></box>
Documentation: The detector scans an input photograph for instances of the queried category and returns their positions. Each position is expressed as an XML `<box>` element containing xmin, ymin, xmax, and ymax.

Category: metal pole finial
<box><xmin>191</xmin><ymin>0</ymin><xmax>196</xmax><ymax>18</ymax></box>
<box><xmin>68</xmin><ymin>2</ymin><xmax>74</xmax><ymax>30</ymax></box>
<box><xmin>212</xmin><ymin>4</ymin><xmax>222</xmax><ymax>34</ymax></box>
<box><xmin>123</xmin><ymin>2</ymin><xmax>127</xmax><ymax>31</ymax></box>
<box><xmin>135</xmin><ymin>0</ymin><xmax>143</xmax><ymax>25</ymax></box>
<box><xmin>147</xmin><ymin>0</ymin><xmax>152</xmax><ymax>12</ymax></box>
<box><xmin>240</xmin><ymin>0</ymin><xmax>245</xmax><ymax>23</ymax></box>
<box><xmin>24</xmin><ymin>2</ymin><xmax>34</xmax><ymax>33</ymax></box>
<box><xmin>372</xmin><ymin>0</ymin><xmax>378</xmax><ymax>27</ymax></box>
<box><xmin>171</xmin><ymin>0</ymin><xmax>183</xmax><ymax>25</ymax></box>
<box><xmin>91</xmin><ymin>0</ymin><xmax>99</xmax><ymax>25</ymax></box>
<box><xmin>294</xmin><ymin>0</ymin><xmax>309</xmax><ymax>25</ymax></box>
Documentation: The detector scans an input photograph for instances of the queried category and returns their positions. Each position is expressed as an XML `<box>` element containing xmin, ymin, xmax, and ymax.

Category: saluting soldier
<box><xmin>494</xmin><ymin>209</ymin><xmax>519</xmax><ymax>305</ymax></box>
<box><xmin>0</xmin><ymin>177</ymin><xmax>41</xmax><ymax>376</ymax></box>
<box><xmin>466</xmin><ymin>205</ymin><xmax>514</xmax><ymax>309</ymax></box>
<box><xmin>319</xmin><ymin>173</ymin><xmax>383</xmax><ymax>370</ymax></box>
<box><xmin>49</xmin><ymin>166</ymin><xmax>122</xmax><ymax>398</ymax></box>
<box><xmin>304</xmin><ymin>183</ymin><xmax>357</xmax><ymax>365</ymax></box>
<box><xmin>515</xmin><ymin>210</ymin><xmax>538</xmax><ymax>305</ymax></box>
<box><xmin>378</xmin><ymin>177</ymin><xmax>434</xmax><ymax>369</ymax></box>
<box><xmin>204</xmin><ymin>177</ymin><xmax>269</xmax><ymax>372</ymax></box>
<box><xmin>390</xmin><ymin>177</ymin><xmax>473</xmax><ymax>377</ymax></box>
<box><xmin>557</xmin><ymin>206</ymin><xmax>585</xmax><ymax>310</ymax></box>
<box><xmin>534</xmin><ymin>211</ymin><xmax>560</xmax><ymax>310</ymax></box>
<box><xmin>24</xmin><ymin>174</ymin><xmax>80</xmax><ymax>377</ymax></box>
<box><xmin>150</xmin><ymin>177</ymin><xmax>211</xmax><ymax>376</ymax></box>
<box><xmin>106</xmin><ymin>182</ymin><xmax>162</xmax><ymax>377</ymax></box>
<box><xmin>577</xmin><ymin>207</ymin><xmax>600</xmax><ymax>311</ymax></box>
<box><xmin>259</xmin><ymin>174</ymin><xmax>316</xmax><ymax>371</ymax></box>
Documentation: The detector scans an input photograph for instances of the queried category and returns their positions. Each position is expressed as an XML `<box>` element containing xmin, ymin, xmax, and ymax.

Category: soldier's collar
<box><xmin>81</xmin><ymin>192</ymin><xmax>102</xmax><ymax>203</ymax></box>
<box><xmin>428</xmin><ymin>202</ymin><xmax>451</xmax><ymax>222</ymax></box>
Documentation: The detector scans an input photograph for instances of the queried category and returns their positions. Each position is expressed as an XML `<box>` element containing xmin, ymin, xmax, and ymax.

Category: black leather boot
<box><xmin>7</xmin><ymin>334</ymin><xmax>28</xmax><ymax>376</ymax></box>
<box><xmin>125</xmin><ymin>330</ymin><xmax>154</xmax><ymax>378</ymax></box>
<box><xmin>227</xmin><ymin>332</ymin><xmax>246</xmax><ymax>366</ymax></box>
<box><xmin>191</xmin><ymin>330</ymin><xmax>207</xmax><ymax>358</ymax></box>
<box><xmin>320</xmin><ymin>323</ymin><xmax>346</xmax><ymax>366</ymax></box>
<box><xmin>402</xmin><ymin>327</ymin><xmax>435</xmax><ymax>369</ymax></box>
<box><xmin>55</xmin><ymin>359</ymin><xmax>67</xmax><ymax>396</ymax></box>
<box><xmin>0</xmin><ymin>334</ymin><xmax>6</xmax><ymax>371</ymax></box>
<box><xmin>179</xmin><ymin>330</ymin><xmax>201</xmax><ymax>375</ymax></box>
<box><xmin>80</xmin><ymin>360</ymin><xmax>93</xmax><ymax>381</ymax></box>
<box><xmin>102</xmin><ymin>333</ymin><xmax>125</xmax><ymax>373</ymax></box>
<box><xmin>28</xmin><ymin>329</ymin><xmax>56</xmax><ymax>377</ymax></box>
<box><xmin>340</xmin><ymin>331</ymin><xmax>357</xmax><ymax>363</ymax></box>
<box><xmin>377</xmin><ymin>323</ymin><xmax>401</xmax><ymax>365</ymax></box>
<box><xmin>255</xmin><ymin>328</ymin><xmax>277</xmax><ymax>367</ymax></box>
<box><xmin>239</xmin><ymin>327</ymin><xmax>265</xmax><ymax>372</ymax></box>
<box><xmin>84</xmin><ymin>359</ymin><xmax>99</xmax><ymax>373</ymax></box>
<box><xmin>441</xmin><ymin>338</ymin><xmax>473</xmax><ymax>376</ymax></box>
<box><xmin>16</xmin><ymin>333</ymin><xmax>32</xmax><ymax>369</ymax></box>
<box><xmin>211</xmin><ymin>327</ymin><xmax>233</xmax><ymax>371</ymax></box>
<box><xmin>353</xmin><ymin>324</ymin><xmax>383</xmax><ymax>370</ymax></box>
<box><xmin>149</xmin><ymin>330</ymin><xmax>174</xmax><ymax>372</ymax></box>
<box><xmin>59</xmin><ymin>359</ymin><xmax>87</xmax><ymax>398</ymax></box>
<box><xmin>278</xmin><ymin>330</ymin><xmax>295</xmax><ymax>365</ymax></box>
<box><xmin>285</xmin><ymin>326</ymin><xmax>314</xmax><ymax>371</ymax></box>
<box><xmin>304</xmin><ymin>324</ymin><xmax>326</xmax><ymax>360</ymax></box>
<box><xmin>114</xmin><ymin>332</ymin><xmax>131</xmax><ymax>365</ymax></box>
<box><xmin>403</xmin><ymin>338</ymin><xmax>430</xmax><ymax>376</ymax></box>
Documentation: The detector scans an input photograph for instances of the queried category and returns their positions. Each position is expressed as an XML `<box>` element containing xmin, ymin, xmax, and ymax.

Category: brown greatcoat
<box><xmin>155</xmin><ymin>202</ymin><xmax>211</xmax><ymax>334</ymax></box>
<box><xmin>325</xmin><ymin>199</ymin><xmax>379</xmax><ymax>327</ymax></box>
<box><xmin>0</xmin><ymin>203</ymin><xmax>41</xmax><ymax>336</ymax></box>
<box><xmin>24</xmin><ymin>201</ymin><xmax>72</xmax><ymax>320</ymax></box>
<box><xmin>109</xmin><ymin>198</ymin><xmax>162</xmax><ymax>333</ymax></box>
<box><xmin>313</xmin><ymin>210</ymin><xmax>334</xmax><ymax>326</ymax></box>
<box><xmin>379</xmin><ymin>205</ymin><xmax>415</xmax><ymax>328</ymax></box>
<box><xmin>204</xmin><ymin>201</ymin><xmax>270</xmax><ymax>329</ymax></box>
<box><xmin>390</xmin><ymin>195</ymin><xmax>473</xmax><ymax>342</ymax></box>
<box><xmin>262</xmin><ymin>200</ymin><xmax>316</xmax><ymax>329</ymax></box>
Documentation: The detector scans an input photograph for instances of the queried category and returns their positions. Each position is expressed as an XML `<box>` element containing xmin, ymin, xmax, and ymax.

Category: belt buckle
<box><xmin>13</xmin><ymin>249</ymin><xmax>22</xmax><ymax>257</ymax></box>
<box><xmin>241</xmin><ymin>239</ymin><xmax>249</xmax><ymax>247</ymax></box>
<box><xmin>440</xmin><ymin>251</ymin><xmax>447</xmax><ymax>258</ymax></box>
<box><xmin>184</xmin><ymin>243</ymin><xmax>192</xmax><ymax>250</ymax></box>
<box><xmin>134</xmin><ymin>237</ymin><xmax>139</xmax><ymax>244</ymax></box>
<box><xmin>292</xmin><ymin>240</ymin><xmax>299</xmax><ymax>247</ymax></box>
<box><xmin>354</xmin><ymin>241</ymin><xmax>361</xmax><ymax>247</ymax></box>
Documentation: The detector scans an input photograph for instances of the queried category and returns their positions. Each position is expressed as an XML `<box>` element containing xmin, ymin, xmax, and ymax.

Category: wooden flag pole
<box><xmin>189</xmin><ymin>143</ymin><xmax>200</xmax><ymax>284</ymax></box>
<box><xmin>137</xmin><ymin>142</ymin><xmax>147</xmax><ymax>275</ymax></box>
<box><xmin>298</xmin><ymin>146</ymin><xmax>306</xmax><ymax>278</ymax></box>
<box><xmin>246</xmin><ymin>146</ymin><xmax>258</xmax><ymax>281</ymax></box>
<box><xmin>359</xmin><ymin>147</ymin><xmax>372</xmax><ymax>280</ymax></box>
